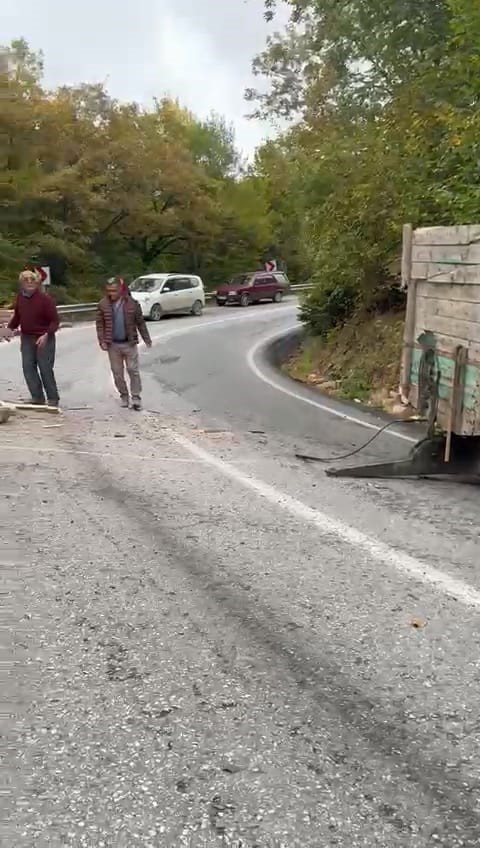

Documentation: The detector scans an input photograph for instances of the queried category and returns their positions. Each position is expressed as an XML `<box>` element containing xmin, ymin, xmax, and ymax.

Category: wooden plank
<box><xmin>417</xmin><ymin>336</ymin><xmax>480</xmax><ymax>362</ymax></box>
<box><xmin>414</xmin><ymin>313</ymin><xmax>480</xmax><ymax>345</ymax></box>
<box><xmin>412</xmin><ymin>244</ymin><xmax>480</xmax><ymax>264</ymax></box>
<box><xmin>427</xmin><ymin>263</ymin><xmax>480</xmax><ymax>284</ymax></box>
<box><xmin>435</xmin><ymin>300</ymin><xmax>480</xmax><ymax>324</ymax></box>
<box><xmin>412</xmin><ymin>304</ymin><xmax>480</xmax><ymax>349</ymax></box>
<box><xmin>401</xmin><ymin>223</ymin><xmax>413</xmax><ymax>290</ymax></box>
<box><xmin>411</xmin><ymin>262</ymin><xmax>480</xmax><ymax>284</ymax></box>
<box><xmin>409</xmin><ymin>338</ymin><xmax>480</xmax><ymax>366</ymax></box>
<box><xmin>16</xmin><ymin>403</ymin><xmax>60</xmax><ymax>414</ymax></box>
<box><xmin>445</xmin><ymin>346</ymin><xmax>468</xmax><ymax>455</ymax></box>
<box><xmin>400</xmin><ymin>224</ymin><xmax>415</xmax><ymax>399</ymax></box>
<box><xmin>416</xmin><ymin>282</ymin><xmax>480</xmax><ymax>303</ymax></box>
<box><xmin>0</xmin><ymin>401</ymin><xmax>61</xmax><ymax>414</ymax></box>
<box><xmin>413</xmin><ymin>225</ymin><xmax>480</xmax><ymax>246</ymax></box>
<box><xmin>416</xmin><ymin>296</ymin><xmax>480</xmax><ymax>324</ymax></box>
<box><xmin>436</xmin><ymin>398</ymin><xmax>478</xmax><ymax>436</ymax></box>
<box><xmin>412</xmin><ymin>297</ymin><xmax>436</xmax><ymax>329</ymax></box>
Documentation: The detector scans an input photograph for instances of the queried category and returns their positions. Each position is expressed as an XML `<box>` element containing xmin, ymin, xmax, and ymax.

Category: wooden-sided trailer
<box><xmin>327</xmin><ymin>223</ymin><xmax>480</xmax><ymax>480</ymax></box>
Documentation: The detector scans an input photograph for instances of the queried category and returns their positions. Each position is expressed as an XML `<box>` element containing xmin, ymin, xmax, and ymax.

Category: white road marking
<box><xmin>169</xmin><ymin>429</ymin><xmax>480</xmax><ymax>609</ymax></box>
<box><xmin>246</xmin><ymin>326</ymin><xmax>417</xmax><ymax>445</ymax></box>
<box><xmin>145</xmin><ymin>305</ymin><xmax>296</xmax><ymax>350</ymax></box>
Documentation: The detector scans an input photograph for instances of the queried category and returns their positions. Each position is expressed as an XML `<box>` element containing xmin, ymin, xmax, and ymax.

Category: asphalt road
<box><xmin>2</xmin><ymin>300</ymin><xmax>480</xmax><ymax>847</ymax></box>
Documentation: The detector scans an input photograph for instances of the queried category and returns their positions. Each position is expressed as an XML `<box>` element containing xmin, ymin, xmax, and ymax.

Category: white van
<box><xmin>129</xmin><ymin>274</ymin><xmax>205</xmax><ymax>320</ymax></box>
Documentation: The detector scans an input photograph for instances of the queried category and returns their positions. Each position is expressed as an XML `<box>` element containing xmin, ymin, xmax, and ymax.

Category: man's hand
<box><xmin>36</xmin><ymin>333</ymin><xmax>48</xmax><ymax>349</ymax></box>
<box><xmin>0</xmin><ymin>327</ymin><xmax>13</xmax><ymax>342</ymax></box>
<box><xmin>100</xmin><ymin>343</ymin><xmax>109</xmax><ymax>351</ymax></box>
<box><xmin>145</xmin><ymin>340</ymin><xmax>152</xmax><ymax>349</ymax></box>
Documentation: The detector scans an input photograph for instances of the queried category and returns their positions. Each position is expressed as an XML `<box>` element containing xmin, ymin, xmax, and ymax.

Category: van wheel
<box><xmin>191</xmin><ymin>300</ymin><xmax>203</xmax><ymax>316</ymax></box>
<box><xmin>150</xmin><ymin>303</ymin><xmax>163</xmax><ymax>321</ymax></box>
<box><xmin>240</xmin><ymin>293</ymin><xmax>250</xmax><ymax>307</ymax></box>
<box><xmin>273</xmin><ymin>291</ymin><xmax>283</xmax><ymax>303</ymax></box>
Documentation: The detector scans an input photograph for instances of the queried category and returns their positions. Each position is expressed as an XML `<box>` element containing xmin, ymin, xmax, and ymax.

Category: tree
<box><xmin>252</xmin><ymin>1</ymin><xmax>451</xmax><ymax>119</ymax></box>
<box><xmin>248</xmin><ymin>0</ymin><xmax>479</xmax><ymax>334</ymax></box>
<box><xmin>252</xmin><ymin>140</ymin><xmax>309</xmax><ymax>280</ymax></box>
<box><xmin>0</xmin><ymin>39</ymin><xmax>276</xmax><ymax>303</ymax></box>
<box><xmin>156</xmin><ymin>99</ymin><xmax>241</xmax><ymax>179</ymax></box>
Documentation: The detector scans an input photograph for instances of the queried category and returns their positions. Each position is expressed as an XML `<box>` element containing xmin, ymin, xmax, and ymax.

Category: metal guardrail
<box><xmin>57</xmin><ymin>303</ymin><xmax>97</xmax><ymax>316</ymax></box>
<box><xmin>1</xmin><ymin>284</ymin><xmax>314</xmax><ymax>324</ymax></box>
<box><xmin>56</xmin><ymin>284</ymin><xmax>313</xmax><ymax>319</ymax></box>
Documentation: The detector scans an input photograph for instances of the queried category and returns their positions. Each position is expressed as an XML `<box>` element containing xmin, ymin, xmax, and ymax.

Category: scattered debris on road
<box><xmin>1</xmin><ymin>399</ymin><xmax>61</xmax><ymax>415</ymax></box>
<box><xmin>409</xmin><ymin>617</ymin><xmax>427</xmax><ymax>629</ymax></box>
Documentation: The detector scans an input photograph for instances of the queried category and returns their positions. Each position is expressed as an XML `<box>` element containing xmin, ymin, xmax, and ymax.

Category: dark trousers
<box><xmin>20</xmin><ymin>334</ymin><xmax>59</xmax><ymax>405</ymax></box>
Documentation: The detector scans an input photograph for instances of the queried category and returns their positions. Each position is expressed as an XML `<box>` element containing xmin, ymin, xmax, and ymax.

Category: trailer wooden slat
<box><xmin>404</xmin><ymin>224</ymin><xmax>480</xmax><ymax>435</ymax></box>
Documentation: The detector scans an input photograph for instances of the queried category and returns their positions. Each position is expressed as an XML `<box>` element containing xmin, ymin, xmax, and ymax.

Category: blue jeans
<box><xmin>20</xmin><ymin>334</ymin><xmax>59</xmax><ymax>405</ymax></box>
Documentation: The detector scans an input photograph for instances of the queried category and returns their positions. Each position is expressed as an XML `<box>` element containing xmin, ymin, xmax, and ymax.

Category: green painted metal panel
<box><xmin>409</xmin><ymin>348</ymin><xmax>480</xmax><ymax>413</ymax></box>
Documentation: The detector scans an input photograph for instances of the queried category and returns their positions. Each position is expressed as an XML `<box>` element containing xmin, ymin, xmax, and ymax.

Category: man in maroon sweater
<box><xmin>6</xmin><ymin>270</ymin><xmax>60</xmax><ymax>406</ymax></box>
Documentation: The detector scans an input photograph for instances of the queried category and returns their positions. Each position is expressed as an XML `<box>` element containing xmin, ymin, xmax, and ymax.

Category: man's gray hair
<box><xmin>19</xmin><ymin>270</ymin><xmax>40</xmax><ymax>284</ymax></box>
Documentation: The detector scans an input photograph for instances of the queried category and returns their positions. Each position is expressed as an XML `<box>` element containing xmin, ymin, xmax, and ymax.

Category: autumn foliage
<box><xmin>0</xmin><ymin>40</ymin><xmax>278</xmax><ymax>303</ymax></box>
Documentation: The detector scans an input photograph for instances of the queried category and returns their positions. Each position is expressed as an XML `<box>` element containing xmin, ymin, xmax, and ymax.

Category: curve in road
<box><xmin>247</xmin><ymin>326</ymin><xmax>417</xmax><ymax>444</ymax></box>
<box><xmin>3</xmin><ymin>300</ymin><xmax>480</xmax><ymax>847</ymax></box>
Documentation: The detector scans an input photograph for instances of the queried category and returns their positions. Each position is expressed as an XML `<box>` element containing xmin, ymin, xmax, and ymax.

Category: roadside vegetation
<box><xmin>284</xmin><ymin>312</ymin><xmax>404</xmax><ymax>409</ymax></box>
<box><xmin>251</xmin><ymin>0</ymin><xmax>480</xmax><ymax>403</ymax></box>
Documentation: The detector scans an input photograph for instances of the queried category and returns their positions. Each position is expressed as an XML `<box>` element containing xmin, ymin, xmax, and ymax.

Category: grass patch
<box><xmin>285</xmin><ymin>311</ymin><xmax>404</xmax><ymax>407</ymax></box>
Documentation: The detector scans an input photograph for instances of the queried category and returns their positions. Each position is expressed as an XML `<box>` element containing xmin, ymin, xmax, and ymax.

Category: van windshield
<box><xmin>130</xmin><ymin>277</ymin><xmax>161</xmax><ymax>292</ymax></box>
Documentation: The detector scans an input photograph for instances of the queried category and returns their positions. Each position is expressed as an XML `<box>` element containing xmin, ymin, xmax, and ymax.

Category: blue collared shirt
<box><xmin>112</xmin><ymin>299</ymin><xmax>127</xmax><ymax>342</ymax></box>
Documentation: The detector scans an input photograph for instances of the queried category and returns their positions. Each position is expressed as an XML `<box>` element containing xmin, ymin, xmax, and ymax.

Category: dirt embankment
<box><xmin>284</xmin><ymin>311</ymin><xmax>411</xmax><ymax>416</ymax></box>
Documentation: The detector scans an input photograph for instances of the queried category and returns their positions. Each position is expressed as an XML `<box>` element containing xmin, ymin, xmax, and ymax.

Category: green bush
<box><xmin>299</xmin><ymin>284</ymin><xmax>358</xmax><ymax>337</ymax></box>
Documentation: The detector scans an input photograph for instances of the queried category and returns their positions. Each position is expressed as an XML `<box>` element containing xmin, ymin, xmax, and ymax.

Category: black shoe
<box><xmin>132</xmin><ymin>402</ymin><xmax>142</xmax><ymax>411</ymax></box>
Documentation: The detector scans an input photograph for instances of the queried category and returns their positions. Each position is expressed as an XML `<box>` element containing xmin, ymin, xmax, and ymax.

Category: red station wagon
<box><xmin>215</xmin><ymin>271</ymin><xmax>290</xmax><ymax>307</ymax></box>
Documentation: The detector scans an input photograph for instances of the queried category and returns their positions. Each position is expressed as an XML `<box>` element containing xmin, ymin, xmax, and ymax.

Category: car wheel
<box><xmin>216</xmin><ymin>299</ymin><xmax>225</xmax><ymax>306</ymax></box>
<box><xmin>273</xmin><ymin>291</ymin><xmax>283</xmax><ymax>303</ymax></box>
<box><xmin>191</xmin><ymin>299</ymin><xmax>203</xmax><ymax>316</ymax></box>
<box><xmin>240</xmin><ymin>292</ymin><xmax>250</xmax><ymax>307</ymax></box>
<box><xmin>150</xmin><ymin>303</ymin><xmax>163</xmax><ymax>321</ymax></box>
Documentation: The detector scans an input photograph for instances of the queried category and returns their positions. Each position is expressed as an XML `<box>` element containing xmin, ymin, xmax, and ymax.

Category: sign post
<box><xmin>36</xmin><ymin>266</ymin><xmax>51</xmax><ymax>288</ymax></box>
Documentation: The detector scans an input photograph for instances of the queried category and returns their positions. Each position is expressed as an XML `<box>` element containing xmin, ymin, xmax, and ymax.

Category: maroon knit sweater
<box><xmin>8</xmin><ymin>290</ymin><xmax>59</xmax><ymax>336</ymax></box>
